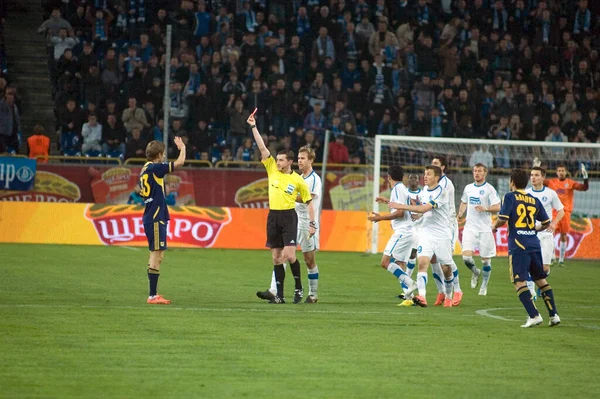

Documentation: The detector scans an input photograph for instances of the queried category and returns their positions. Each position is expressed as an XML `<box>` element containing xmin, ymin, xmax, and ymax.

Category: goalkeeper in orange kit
<box><xmin>535</xmin><ymin>161</ymin><xmax>589</xmax><ymax>266</ymax></box>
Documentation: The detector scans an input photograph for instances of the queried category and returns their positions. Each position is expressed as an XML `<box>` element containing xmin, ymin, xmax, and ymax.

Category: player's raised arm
<box><xmin>173</xmin><ymin>136</ymin><xmax>187</xmax><ymax>169</ymax></box>
<box><xmin>247</xmin><ymin>109</ymin><xmax>270</xmax><ymax>160</ymax></box>
<box><xmin>573</xmin><ymin>164</ymin><xmax>590</xmax><ymax>191</ymax></box>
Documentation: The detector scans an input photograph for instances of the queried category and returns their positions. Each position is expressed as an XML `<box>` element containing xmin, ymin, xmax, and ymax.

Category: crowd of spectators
<box><xmin>26</xmin><ymin>0</ymin><xmax>600</xmax><ymax>167</ymax></box>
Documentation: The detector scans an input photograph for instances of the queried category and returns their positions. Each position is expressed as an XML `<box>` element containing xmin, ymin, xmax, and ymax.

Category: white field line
<box><xmin>119</xmin><ymin>246</ymin><xmax>141</xmax><ymax>251</ymax></box>
<box><xmin>0</xmin><ymin>303</ymin><xmax>479</xmax><ymax>317</ymax></box>
<box><xmin>475</xmin><ymin>307</ymin><xmax>600</xmax><ymax>330</ymax></box>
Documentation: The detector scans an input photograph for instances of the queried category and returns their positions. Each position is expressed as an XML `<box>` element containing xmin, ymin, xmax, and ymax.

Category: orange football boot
<box><xmin>434</xmin><ymin>293</ymin><xmax>445</xmax><ymax>306</ymax></box>
<box><xmin>443</xmin><ymin>297</ymin><xmax>453</xmax><ymax>307</ymax></box>
<box><xmin>452</xmin><ymin>291</ymin><xmax>463</xmax><ymax>306</ymax></box>
<box><xmin>413</xmin><ymin>295</ymin><xmax>428</xmax><ymax>307</ymax></box>
<box><xmin>147</xmin><ymin>294</ymin><xmax>171</xmax><ymax>304</ymax></box>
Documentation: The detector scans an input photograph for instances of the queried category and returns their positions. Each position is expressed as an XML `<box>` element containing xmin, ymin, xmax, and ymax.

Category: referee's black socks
<box><xmin>290</xmin><ymin>259</ymin><xmax>303</xmax><ymax>291</ymax></box>
<box><xmin>274</xmin><ymin>264</ymin><xmax>285</xmax><ymax>298</ymax></box>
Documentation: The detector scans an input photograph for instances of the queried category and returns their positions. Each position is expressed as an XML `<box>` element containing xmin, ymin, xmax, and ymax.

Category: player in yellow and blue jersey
<box><xmin>492</xmin><ymin>169</ymin><xmax>561</xmax><ymax>328</ymax></box>
<box><xmin>140</xmin><ymin>138</ymin><xmax>187</xmax><ymax>304</ymax></box>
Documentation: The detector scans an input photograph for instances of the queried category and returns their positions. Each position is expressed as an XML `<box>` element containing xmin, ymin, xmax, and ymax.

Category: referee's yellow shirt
<box><xmin>262</xmin><ymin>156</ymin><xmax>312</xmax><ymax>210</ymax></box>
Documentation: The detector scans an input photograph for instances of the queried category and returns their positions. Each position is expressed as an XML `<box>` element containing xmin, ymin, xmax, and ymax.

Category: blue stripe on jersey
<box><xmin>304</xmin><ymin>171</ymin><xmax>316</xmax><ymax>193</ymax></box>
<box><xmin>427</xmin><ymin>185</ymin><xmax>443</xmax><ymax>201</ymax></box>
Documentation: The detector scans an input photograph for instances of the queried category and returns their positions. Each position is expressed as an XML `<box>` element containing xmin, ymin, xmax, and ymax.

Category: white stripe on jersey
<box><xmin>419</xmin><ymin>185</ymin><xmax>452</xmax><ymax>240</ymax></box>
<box><xmin>461</xmin><ymin>181</ymin><xmax>501</xmax><ymax>233</ymax></box>
<box><xmin>389</xmin><ymin>182</ymin><xmax>414</xmax><ymax>234</ymax></box>
<box><xmin>526</xmin><ymin>186</ymin><xmax>564</xmax><ymax>236</ymax></box>
<box><xmin>296</xmin><ymin>170</ymin><xmax>322</xmax><ymax>228</ymax></box>
<box><xmin>440</xmin><ymin>175</ymin><xmax>456</xmax><ymax>218</ymax></box>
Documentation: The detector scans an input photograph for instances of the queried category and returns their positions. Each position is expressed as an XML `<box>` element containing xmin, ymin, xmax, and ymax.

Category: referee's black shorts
<box><xmin>266</xmin><ymin>209</ymin><xmax>298</xmax><ymax>249</ymax></box>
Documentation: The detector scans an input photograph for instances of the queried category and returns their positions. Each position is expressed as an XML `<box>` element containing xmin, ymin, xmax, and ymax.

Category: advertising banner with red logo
<box><xmin>0</xmin><ymin>165</ymin><xmax>385</xmax><ymax>211</ymax></box>
<box><xmin>1</xmin><ymin>202</ymin><xmax>599</xmax><ymax>259</ymax></box>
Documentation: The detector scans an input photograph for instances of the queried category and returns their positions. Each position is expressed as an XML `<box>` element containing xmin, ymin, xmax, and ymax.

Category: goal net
<box><xmin>324</xmin><ymin>133</ymin><xmax>600</xmax><ymax>254</ymax></box>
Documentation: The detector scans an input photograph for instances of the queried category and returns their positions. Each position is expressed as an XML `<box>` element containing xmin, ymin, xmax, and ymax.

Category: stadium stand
<box><xmin>3</xmin><ymin>0</ymin><xmax>600</xmax><ymax>166</ymax></box>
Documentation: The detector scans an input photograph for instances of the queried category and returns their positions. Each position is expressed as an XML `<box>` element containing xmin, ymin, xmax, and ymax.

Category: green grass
<box><xmin>1</xmin><ymin>244</ymin><xmax>599</xmax><ymax>398</ymax></box>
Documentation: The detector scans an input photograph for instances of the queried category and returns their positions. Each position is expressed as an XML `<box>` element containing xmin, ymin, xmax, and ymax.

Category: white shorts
<box><xmin>384</xmin><ymin>231</ymin><xmax>413</xmax><ymax>263</ymax></box>
<box><xmin>297</xmin><ymin>228</ymin><xmax>319</xmax><ymax>253</ymax></box>
<box><xmin>539</xmin><ymin>233</ymin><xmax>554</xmax><ymax>265</ymax></box>
<box><xmin>417</xmin><ymin>238</ymin><xmax>453</xmax><ymax>265</ymax></box>
<box><xmin>462</xmin><ymin>229</ymin><xmax>497</xmax><ymax>258</ymax></box>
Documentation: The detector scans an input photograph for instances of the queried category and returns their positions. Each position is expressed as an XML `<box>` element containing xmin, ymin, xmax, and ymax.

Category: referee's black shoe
<box><xmin>268</xmin><ymin>296</ymin><xmax>286</xmax><ymax>304</ymax></box>
<box><xmin>293</xmin><ymin>289</ymin><xmax>304</xmax><ymax>304</ymax></box>
<box><xmin>256</xmin><ymin>290</ymin><xmax>275</xmax><ymax>301</ymax></box>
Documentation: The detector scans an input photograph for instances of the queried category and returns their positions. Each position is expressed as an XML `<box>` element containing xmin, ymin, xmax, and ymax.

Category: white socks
<box><xmin>559</xmin><ymin>241</ymin><xmax>566</xmax><ymax>262</ymax></box>
<box><xmin>417</xmin><ymin>272</ymin><xmax>428</xmax><ymax>297</ymax></box>
<box><xmin>481</xmin><ymin>260</ymin><xmax>492</xmax><ymax>289</ymax></box>
<box><xmin>430</xmin><ymin>262</ymin><xmax>445</xmax><ymax>294</ymax></box>
<box><xmin>450</xmin><ymin>261</ymin><xmax>462</xmax><ymax>293</ymax></box>
<box><xmin>307</xmin><ymin>266</ymin><xmax>319</xmax><ymax>297</ymax></box>
<box><xmin>407</xmin><ymin>257</ymin><xmax>416</xmax><ymax>278</ymax></box>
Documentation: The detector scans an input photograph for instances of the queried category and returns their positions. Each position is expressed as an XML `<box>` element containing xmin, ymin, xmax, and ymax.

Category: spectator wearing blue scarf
<box><xmin>193</xmin><ymin>1</ymin><xmax>212</xmax><ymax>38</ymax></box>
<box><xmin>574</xmin><ymin>0</ymin><xmax>591</xmax><ymax>35</ymax></box>
<box><xmin>239</xmin><ymin>1</ymin><xmax>258</xmax><ymax>33</ymax></box>
<box><xmin>492</xmin><ymin>1</ymin><xmax>508</xmax><ymax>32</ymax></box>
<box><xmin>341</xmin><ymin>61</ymin><xmax>361</xmax><ymax>89</ymax></box>
<box><xmin>312</xmin><ymin>27</ymin><xmax>336</xmax><ymax>64</ymax></box>
<box><xmin>430</xmin><ymin>108</ymin><xmax>443</xmax><ymax>137</ymax></box>
<box><xmin>296</xmin><ymin>7</ymin><xmax>311</xmax><ymax>38</ymax></box>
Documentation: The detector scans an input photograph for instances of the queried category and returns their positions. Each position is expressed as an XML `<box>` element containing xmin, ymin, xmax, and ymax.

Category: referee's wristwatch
<box><xmin>250</xmin><ymin>124</ymin><xmax>256</xmax><ymax>129</ymax></box>
<box><xmin>309</xmin><ymin>221</ymin><xmax>318</xmax><ymax>229</ymax></box>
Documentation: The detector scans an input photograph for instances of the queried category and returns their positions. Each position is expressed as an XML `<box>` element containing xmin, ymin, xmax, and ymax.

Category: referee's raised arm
<box><xmin>247</xmin><ymin>110</ymin><xmax>270</xmax><ymax>160</ymax></box>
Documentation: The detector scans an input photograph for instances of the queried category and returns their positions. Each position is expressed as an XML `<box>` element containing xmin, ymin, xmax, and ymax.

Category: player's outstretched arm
<box><xmin>173</xmin><ymin>136</ymin><xmax>187</xmax><ymax>169</ymax></box>
<box><xmin>492</xmin><ymin>218</ymin><xmax>507</xmax><ymax>232</ymax></box>
<box><xmin>475</xmin><ymin>203</ymin><xmax>501</xmax><ymax>213</ymax></box>
<box><xmin>368</xmin><ymin>212</ymin><xmax>405</xmax><ymax>222</ymax></box>
<box><xmin>389</xmin><ymin>202</ymin><xmax>433</xmax><ymax>214</ymax></box>
<box><xmin>247</xmin><ymin>110</ymin><xmax>270</xmax><ymax>160</ymax></box>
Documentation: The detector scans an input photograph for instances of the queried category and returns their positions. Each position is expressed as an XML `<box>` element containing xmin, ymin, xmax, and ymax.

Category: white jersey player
<box><xmin>389</xmin><ymin>165</ymin><xmax>455</xmax><ymax>308</ymax></box>
<box><xmin>406</xmin><ymin>173</ymin><xmax>422</xmax><ymax>278</ymax></box>
<box><xmin>258</xmin><ymin>146</ymin><xmax>322</xmax><ymax>304</ymax></box>
<box><xmin>457</xmin><ymin>163</ymin><xmax>501</xmax><ymax>296</ymax></box>
<box><xmin>526</xmin><ymin>167</ymin><xmax>565</xmax><ymax>297</ymax></box>
<box><xmin>431</xmin><ymin>156</ymin><xmax>463</xmax><ymax>306</ymax></box>
<box><xmin>370</xmin><ymin>166</ymin><xmax>418</xmax><ymax>304</ymax></box>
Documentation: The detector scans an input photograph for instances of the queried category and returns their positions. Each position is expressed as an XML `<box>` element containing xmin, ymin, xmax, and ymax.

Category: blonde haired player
<box><xmin>457</xmin><ymin>163</ymin><xmax>501</xmax><ymax>296</ymax></box>
<box><xmin>257</xmin><ymin>146</ymin><xmax>322</xmax><ymax>303</ymax></box>
<box><xmin>389</xmin><ymin>165</ymin><xmax>455</xmax><ymax>308</ymax></box>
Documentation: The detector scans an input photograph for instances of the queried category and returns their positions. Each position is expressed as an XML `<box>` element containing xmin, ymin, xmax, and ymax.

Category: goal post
<box><xmin>367</xmin><ymin>135</ymin><xmax>600</xmax><ymax>254</ymax></box>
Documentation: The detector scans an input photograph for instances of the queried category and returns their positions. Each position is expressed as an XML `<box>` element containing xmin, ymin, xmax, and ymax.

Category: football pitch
<box><xmin>1</xmin><ymin>244</ymin><xmax>599</xmax><ymax>398</ymax></box>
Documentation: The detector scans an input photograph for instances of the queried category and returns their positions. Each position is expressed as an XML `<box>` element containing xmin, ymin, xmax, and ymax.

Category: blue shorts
<box><xmin>509</xmin><ymin>250</ymin><xmax>546</xmax><ymax>283</ymax></box>
<box><xmin>144</xmin><ymin>221</ymin><xmax>168</xmax><ymax>251</ymax></box>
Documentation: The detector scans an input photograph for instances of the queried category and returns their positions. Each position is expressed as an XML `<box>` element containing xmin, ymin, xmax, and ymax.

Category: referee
<box><xmin>247</xmin><ymin>111</ymin><xmax>316</xmax><ymax>303</ymax></box>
